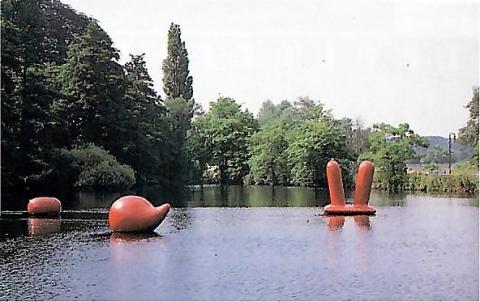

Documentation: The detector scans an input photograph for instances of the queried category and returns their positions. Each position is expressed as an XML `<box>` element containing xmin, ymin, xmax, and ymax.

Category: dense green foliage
<box><xmin>406</xmin><ymin>174</ymin><xmax>477</xmax><ymax>193</ymax></box>
<box><xmin>248</xmin><ymin>121</ymin><xmax>289</xmax><ymax>185</ymax></box>
<box><xmin>239</xmin><ymin>98</ymin><xmax>355</xmax><ymax>187</ymax></box>
<box><xmin>57</xmin><ymin>144</ymin><xmax>136</xmax><ymax>190</ymax></box>
<box><xmin>360</xmin><ymin>123</ymin><xmax>429</xmax><ymax>192</ymax></box>
<box><xmin>1</xmin><ymin>0</ymin><xmax>90</xmax><ymax>191</ymax></box>
<box><xmin>458</xmin><ymin>86</ymin><xmax>479</xmax><ymax>165</ymax></box>
<box><xmin>417</xmin><ymin>146</ymin><xmax>450</xmax><ymax>164</ymax></box>
<box><xmin>188</xmin><ymin>97</ymin><xmax>258</xmax><ymax>184</ymax></box>
<box><xmin>1</xmin><ymin>1</ymin><xmax>184</xmax><ymax>195</ymax></box>
<box><xmin>286</xmin><ymin>120</ymin><xmax>354</xmax><ymax>187</ymax></box>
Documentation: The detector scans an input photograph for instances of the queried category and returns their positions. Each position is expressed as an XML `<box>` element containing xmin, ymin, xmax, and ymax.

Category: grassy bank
<box><xmin>405</xmin><ymin>174</ymin><xmax>478</xmax><ymax>193</ymax></box>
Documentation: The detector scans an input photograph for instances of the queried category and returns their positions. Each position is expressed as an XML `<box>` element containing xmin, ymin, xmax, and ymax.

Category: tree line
<box><xmin>2</xmin><ymin>0</ymin><xmax>478</xmax><ymax>197</ymax></box>
<box><xmin>1</xmin><ymin>0</ymin><xmax>194</xmax><ymax>197</ymax></box>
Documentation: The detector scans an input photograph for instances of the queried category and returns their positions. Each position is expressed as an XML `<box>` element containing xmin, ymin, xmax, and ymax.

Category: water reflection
<box><xmin>326</xmin><ymin>215</ymin><xmax>371</xmax><ymax>231</ymax></box>
<box><xmin>3</xmin><ymin>185</ymin><xmax>476</xmax><ymax>211</ymax></box>
<box><xmin>109</xmin><ymin>232</ymin><xmax>160</xmax><ymax>245</ymax></box>
<box><xmin>189</xmin><ymin>185</ymin><xmax>330</xmax><ymax>208</ymax></box>
<box><xmin>369</xmin><ymin>191</ymin><xmax>408</xmax><ymax>207</ymax></box>
<box><xmin>354</xmin><ymin>215</ymin><xmax>371</xmax><ymax>230</ymax></box>
<box><xmin>27</xmin><ymin>218</ymin><xmax>61</xmax><ymax>236</ymax></box>
<box><xmin>327</xmin><ymin>216</ymin><xmax>345</xmax><ymax>231</ymax></box>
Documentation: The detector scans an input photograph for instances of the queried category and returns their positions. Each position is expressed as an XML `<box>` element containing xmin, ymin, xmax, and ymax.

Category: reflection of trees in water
<box><xmin>468</xmin><ymin>196</ymin><xmax>479</xmax><ymax>207</ymax></box>
<box><xmin>369</xmin><ymin>191</ymin><xmax>407</xmax><ymax>207</ymax></box>
<box><xmin>189</xmin><ymin>185</ymin><xmax>332</xmax><ymax>207</ymax></box>
<box><xmin>75</xmin><ymin>191</ymin><xmax>125</xmax><ymax>209</ymax></box>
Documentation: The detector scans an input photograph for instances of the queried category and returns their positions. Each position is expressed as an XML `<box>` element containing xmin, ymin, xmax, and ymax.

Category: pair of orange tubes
<box><xmin>324</xmin><ymin>159</ymin><xmax>376</xmax><ymax>215</ymax></box>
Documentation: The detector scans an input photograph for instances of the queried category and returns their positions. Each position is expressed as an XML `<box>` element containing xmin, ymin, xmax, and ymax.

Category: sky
<box><xmin>61</xmin><ymin>0</ymin><xmax>479</xmax><ymax>136</ymax></box>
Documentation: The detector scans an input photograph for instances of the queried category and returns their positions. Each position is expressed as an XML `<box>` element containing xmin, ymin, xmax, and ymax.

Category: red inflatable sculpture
<box><xmin>323</xmin><ymin>159</ymin><xmax>376</xmax><ymax>215</ymax></box>
<box><xmin>108</xmin><ymin>195</ymin><xmax>170</xmax><ymax>232</ymax></box>
<box><xmin>27</xmin><ymin>197</ymin><xmax>62</xmax><ymax>215</ymax></box>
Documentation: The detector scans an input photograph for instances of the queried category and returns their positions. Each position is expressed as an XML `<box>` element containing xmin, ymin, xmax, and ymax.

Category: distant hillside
<box><xmin>414</xmin><ymin>136</ymin><xmax>473</xmax><ymax>162</ymax></box>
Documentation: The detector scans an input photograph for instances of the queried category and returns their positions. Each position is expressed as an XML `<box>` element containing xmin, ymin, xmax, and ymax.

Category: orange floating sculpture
<box><xmin>27</xmin><ymin>197</ymin><xmax>62</xmax><ymax>215</ymax></box>
<box><xmin>323</xmin><ymin>159</ymin><xmax>376</xmax><ymax>215</ymax></box>
<box><xmin>108</xmin><ymin>195</ymin><xmax>170</xmax><ymax>232</ymax></box>
<box><xmin>352</xmin><ymin>160</ymin><xmax>376</xmax><ymax>214</ymax></box>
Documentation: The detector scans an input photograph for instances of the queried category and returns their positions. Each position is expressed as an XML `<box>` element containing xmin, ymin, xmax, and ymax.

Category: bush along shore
<box><xmin>373</xmin><ymin>173</ymin><xmax>478</xmax><ymax>193</ymax></box>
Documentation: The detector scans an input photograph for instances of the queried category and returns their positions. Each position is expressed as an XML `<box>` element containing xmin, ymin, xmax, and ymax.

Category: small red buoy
<box><xmin>27</xmin><ymin>197</ymin><xmax>62</xmax><ymax>215</ymax></box>
<box><xmin>108</xmin><ymin>195</ymin><xmax>170</xmax><ymax>233</ymax></box>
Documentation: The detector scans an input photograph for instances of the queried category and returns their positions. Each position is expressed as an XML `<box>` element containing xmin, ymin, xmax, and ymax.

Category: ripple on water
<box><xmin>0</xmin><ymin>196</ymin><xmax>479</xmax><ymax>300</ymax></box>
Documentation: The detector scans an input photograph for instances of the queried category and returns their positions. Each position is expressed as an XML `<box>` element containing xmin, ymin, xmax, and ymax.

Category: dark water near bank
<box><xmin>0</xmin><ymin>187</ymin><xmax>478</xmax><ymax>300</ymax></box>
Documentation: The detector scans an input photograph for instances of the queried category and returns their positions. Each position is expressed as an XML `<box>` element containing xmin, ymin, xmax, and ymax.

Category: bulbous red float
<box><xmin>108</xmin><ymin>195</ymin><xmax>170</xmax><ymax>232</ymax></box>
<box><xmin>27</xmin><ymin>197</ymin><xmax>62</xmax><ymax>215</ymax></box>
<box><xmin>323</xmin><ymin>159</ymin><xmax>376</xmax><ymax>215</ymax></box>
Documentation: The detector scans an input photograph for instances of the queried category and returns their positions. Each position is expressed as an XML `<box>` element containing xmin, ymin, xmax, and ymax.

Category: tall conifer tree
<box><xmin>162</xmin><ymin>23</ymin><xmax>193</xmax><ymax>100</ymax></box>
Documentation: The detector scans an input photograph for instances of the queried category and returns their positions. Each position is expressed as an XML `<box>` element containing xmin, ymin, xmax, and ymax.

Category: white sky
<box><xmin>61</xmin><ymin>0</ymin><xmax>479</xmax><ymax>136</ymax></box>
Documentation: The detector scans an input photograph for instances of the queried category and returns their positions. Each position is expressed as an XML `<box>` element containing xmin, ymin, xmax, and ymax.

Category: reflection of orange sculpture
<box><xmin>27</xmin><ymin>218</ymin><xmax>61</xmax><ymax>236</ymax></box>
<box><xmin>27</xmin><ymin>197</ymin><xmax>62</xmax><ymax>215</ymax></box>
<box><xmin>354</xmin><ymin>215</ymin><xmax>371</xmax><ymax>229</ymax></box>
<box><xmin>108</xmin><ymin>195</ymin><xmax>170</xmax><ymax>232</ymax></box>
<box><xmin>324</xmin><ymin>159</ymin><xmax>376</xmax><ymax>215</ymax></box>
<box><xmin>327</xmin><ymin>216</ymin><xmax>345</xmax><ymax>231</ymax></box>
<box><xmin>326</xmin><ymin>215</ymin><xmax>371</xmax><ymax>231</ymax></box>
<box><xmin>109</xmin><ymin>232</ymin><xmax>160</xmax><ymax>245</ymax></box>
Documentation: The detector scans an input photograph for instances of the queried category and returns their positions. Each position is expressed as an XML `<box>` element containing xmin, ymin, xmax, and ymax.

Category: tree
<box><xmin>257</xmin><ymin>97</ymin><xmax>332</xmax><ymax>128</ymax></box>
<box><xmin>339</xmin><ymin>118</ymin><xmax>371</xmax><ymax>154</ymax></box>
<box><xmin>190</xmin><ymin>97</ymin><xmax>258</xmax><ymax>184</ymax></box>
<box><xmin>419</xmin><ymin>146</ymin><xmax>450</xmax><ymax>164</ymax></box>
<box><xmin>361</xmin><ymin>123</ymin><xmax>429</xmax><ymax>192</ymax></box>
<box><xmin>161</xmin><ymin>23</ymin><xmax>197</xmax><ymax>192</ymax></box>
<box><xmin>52</xmin><ymin>22</ymin><xmax>126</xmax><ymax>153</ymax></box>
<box><xmin>49</xmin><ymin>144</ymin><xmax>135</xmax><ymax>191</ymax></box>
<box><xmin>286</xmin><ymin>120</ymin><xmax>354</xmax><ymax>187</ymax></box>
<box><xmin>122</xmin><ymin>54</ymin><xmax>171</xmax><ymax>184</ymax></box>
<box><xmin>292</xmin><ymin>96</ymin><xmax>332</xmax><ymax>122</ymax></box>
<box><xmin>162</xmin><ymin>23</ymin><xmax>193</xmax><ymax>100</ymax></box>
<box><xmin>458</xmin><ymin>86</ymin><xmax>479</xmax><ymax>165</ymax></box>
<box><xmin>1</xmin><ymin>0</ymin><xmax>89</xmax><ymax>192</ymax></box>
<box><xmin>248</xmin><ymin>121</ymin><xmax>290</xmax><ymax>185</ymax></box>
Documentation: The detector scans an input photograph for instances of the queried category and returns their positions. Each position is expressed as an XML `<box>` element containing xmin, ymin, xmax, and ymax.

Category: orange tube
<box><xmin>27</xmin><ymin>197</ymin><xmax>62</xmax><ymax>215</ymax></box>
<box><xmin>109</xmin><ymin>195</ymin><xmax>170</xmax><ymax>232</ymax></box>
<box><xmin>353</xmin><ymin>160</ymin><xmax>374</xmax><ymax>205</ymax></box>
<box><xmin>326</xmin><ymin>159</ymin><xmax>345</xmax><ymax>206</ymax></box>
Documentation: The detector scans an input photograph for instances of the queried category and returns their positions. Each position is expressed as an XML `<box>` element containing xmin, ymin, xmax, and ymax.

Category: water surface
<box><xmin>0</xmin><ymin>188</ymin><xmax>478</xmax><ymax>300</ymax></box>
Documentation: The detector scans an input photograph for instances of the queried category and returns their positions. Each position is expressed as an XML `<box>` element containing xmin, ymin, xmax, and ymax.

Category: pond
<box><xmin>0</xmin><ymin>186</ymin><xmax>478</xmax><ymax>300</ymax></box>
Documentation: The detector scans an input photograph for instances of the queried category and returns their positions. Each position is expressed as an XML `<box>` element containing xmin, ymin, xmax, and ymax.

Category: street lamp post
<box><xmin>448</xmin><ymin>132</ymin><xmax>456</xmax><ymax>175</ymax></box>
